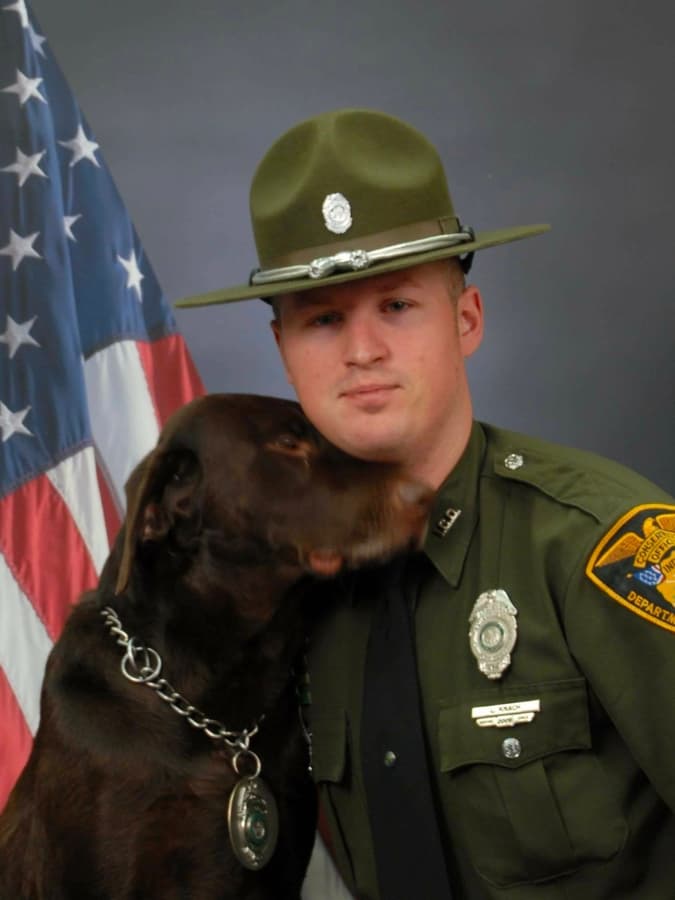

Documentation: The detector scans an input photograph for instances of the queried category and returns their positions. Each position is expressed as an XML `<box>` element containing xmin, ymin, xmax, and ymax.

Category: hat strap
<box><xmin>250</xmin><ymin>230</ymin><xmax>474</xmax><ymax>285</ymax></box>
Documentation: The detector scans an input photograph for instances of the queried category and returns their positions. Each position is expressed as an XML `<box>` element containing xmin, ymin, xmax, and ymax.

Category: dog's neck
<box><xmin>102</xmin><ymin>557</ymin><xmax>308</xmax><ymax>733</ymax></box>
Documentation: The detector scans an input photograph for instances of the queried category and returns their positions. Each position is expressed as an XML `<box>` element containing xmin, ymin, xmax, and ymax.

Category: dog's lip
<box><xmin>307</xmin><ymin>548</ymin><xmax>344</xmax><ymax>576</ymax></box>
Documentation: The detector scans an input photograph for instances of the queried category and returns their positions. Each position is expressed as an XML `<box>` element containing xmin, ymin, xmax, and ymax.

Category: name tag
<box><xmin>471</xmin><ymin>699</ymin><xmax>540</xmax><ymax>728</ymax></box>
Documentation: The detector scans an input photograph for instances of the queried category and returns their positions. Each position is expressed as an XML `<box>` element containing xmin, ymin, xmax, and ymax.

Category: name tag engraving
<box><xmin>471</xmin><ymin>699</ymin><xmax>540</xmax><ymax>728</ymax></box>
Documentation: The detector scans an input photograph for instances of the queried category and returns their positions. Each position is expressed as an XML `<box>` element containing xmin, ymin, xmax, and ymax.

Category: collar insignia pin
<box><xmin>432</xmin><ymin>507</ymin><xmax>461</xmax><ymax>538</ymax></box>
<box><xmin>469</xmin><ymin>589</ymin><xmax>518</xmax><ymax>680</ymax></box>
<box><xmin>322</xmin><ymin>192</ymin><xmax>352</xmax><ymax>234</ymax></box>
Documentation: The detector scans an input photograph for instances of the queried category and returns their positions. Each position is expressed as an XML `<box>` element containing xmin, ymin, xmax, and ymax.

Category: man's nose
<box><xmin>343</xmin><ymin>313</ymin><xmax>388</xmax><ymax>367</ymax></box>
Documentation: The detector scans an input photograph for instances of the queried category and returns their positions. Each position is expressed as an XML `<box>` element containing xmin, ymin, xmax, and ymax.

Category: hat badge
<box><xmin>322</xmin><ymin>192</ymin><xmax>352</xmax><ymax>234</ymax></box>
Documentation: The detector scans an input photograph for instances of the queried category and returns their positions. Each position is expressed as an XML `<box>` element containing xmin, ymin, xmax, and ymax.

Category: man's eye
<box><xmin>310</xmin><ymin>311</ymin><xmax>341</xmax><ymax>327</ymax></box>
<box><xmin>384</xmin><ymin>299</ymin><xmax>410</xmax><ymax>313</ymax></box>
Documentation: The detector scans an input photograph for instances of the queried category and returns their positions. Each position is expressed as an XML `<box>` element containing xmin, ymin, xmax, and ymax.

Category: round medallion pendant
<box><xmin>227</xmin><ymin>777</ymin><xmax>279</xmax><ymax>870</ymax></box>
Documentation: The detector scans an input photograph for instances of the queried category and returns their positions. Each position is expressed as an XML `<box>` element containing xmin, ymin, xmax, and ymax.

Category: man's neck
<box><xmin>403</xmin><ymin>415</ymin><xmax>474</xmax><ymax>492</ymax></box>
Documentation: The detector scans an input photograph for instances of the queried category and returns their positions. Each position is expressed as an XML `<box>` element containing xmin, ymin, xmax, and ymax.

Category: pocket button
<box><xmin>501</xmin><ymin>737</ymin><xmax>522</xmax><ymax>759</ymax></box>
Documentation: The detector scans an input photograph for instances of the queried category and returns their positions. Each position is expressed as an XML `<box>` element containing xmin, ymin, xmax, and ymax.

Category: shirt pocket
<box><xmin>438</xmin><ymin>677</ymin><xmax>627</xmax><ymax>888</ymax></box>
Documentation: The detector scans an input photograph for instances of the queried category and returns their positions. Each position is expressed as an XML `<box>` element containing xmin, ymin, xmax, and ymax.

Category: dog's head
<box><xmin>115</xmin><ymin>394</ymin><xmax>431</xmax><ymax>597</ymax></box>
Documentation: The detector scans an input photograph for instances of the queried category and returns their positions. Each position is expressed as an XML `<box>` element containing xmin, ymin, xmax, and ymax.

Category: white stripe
<box><xmin>0</xmin><ymin>552</ymin><xmax>53</xmax><ymax>735</ymax></box>
<box><xmin>302</xmin><ymin>833</ymin><xmax>354</xmax><ymax>899</ymax></box>
<box><xmin>84</xmin><ymin>341</ymin><xmax>160</xmax><ymax>512</ymax></box>
<box><xmin>46</xmin><ymin>447</ymin><xmax>109</xmax><ymax>574</ymax></box>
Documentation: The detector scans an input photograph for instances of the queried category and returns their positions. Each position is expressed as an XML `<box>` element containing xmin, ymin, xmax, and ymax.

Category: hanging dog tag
<box><xmin>227</xmin><ymin>775</ymin><xmax>279</xmax><ymax>870</ymax></box>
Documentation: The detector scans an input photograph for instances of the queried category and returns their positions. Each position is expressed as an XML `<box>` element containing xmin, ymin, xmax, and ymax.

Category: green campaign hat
<box><xmin>176</xmin><ymin>108</ymin><xmax>549</xmax><ymax>308</ymax></box>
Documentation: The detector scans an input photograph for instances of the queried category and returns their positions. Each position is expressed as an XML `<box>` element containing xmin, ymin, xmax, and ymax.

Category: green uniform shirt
<box><xmin>307</xmin><ymin>422</ymin><xmax>675</xmax><ymax>899</ymax></box>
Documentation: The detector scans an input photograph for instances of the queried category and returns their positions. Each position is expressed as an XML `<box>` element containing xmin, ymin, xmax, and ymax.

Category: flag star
<box><xmin>0</xmin><ymin>228</ymin><xmax>41</xmax><ymax>270</ymax></box>
<box><xmin>0</xmin><ymin>401</ymin><xmax>33</xmax><ymax>442</ymax></box>
<box><xmin>3</xmin><ymin>0</ymin><xmax>28</xmax><ymax>28</ymax></box>
<box><xmin>0</xmin><ymin>315</ymin><xmax>39</xmax><ymax>358</ymax></box>
<box><xmin>0</xmin><ymin>147</ymin><xmax>47</xmax><ymax>187</ymax></box>
<box><xmin>1</xmin><ymin>69</ymin><xmax>46</xmax><ymax>106</ymax></box>
<box><xmin>27</xmin><ymin>24</ymin><xmax>47</xmax><ymax>56</ymax></box>
<box><xmin>64</xmin><ymin>213</ymin><xmax>82</xmax><ymax>241</ymax></box>
<box><xmin>58</xmin><ymin>125</ymin><xmax>100</xmax><ymax>168</ymax></box>
<box><xmin>118</xmin><ymin>250</ymin><xmax>144</xmax><ymax>301</ymax></box>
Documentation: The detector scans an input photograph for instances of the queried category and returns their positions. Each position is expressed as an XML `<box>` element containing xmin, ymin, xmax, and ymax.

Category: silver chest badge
<box><xmin>322</xmin><ymin>192</ymin><xmax>352</xmax><ymax>234</ymax></box>
<box><xmin>469</xmin><ymin>589</ymin><xmax>518</xmax><ymax>679</ymax></box>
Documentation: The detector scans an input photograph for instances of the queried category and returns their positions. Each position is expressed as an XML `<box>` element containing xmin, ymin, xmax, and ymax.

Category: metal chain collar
<box><xmin>100</xmin><ymin>606</ymin><xmax>263</xmax><ymax>754</ymax></box>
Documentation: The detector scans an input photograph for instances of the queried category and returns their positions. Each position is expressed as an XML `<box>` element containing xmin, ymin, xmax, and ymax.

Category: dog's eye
<box><xmin>274</xmin><ymin>434</ymin><xmax>300</xmax><ymax>450</ymax></box>
<box><xmin>265</xmin><ymin>434</ymin><xmax>312</xmax><ymax>463</ymax></box>
<box><xmin>167</xmin><ymin>453</ymin><xmax>198</xmax><ymax>484</ymax></box>
<box><xmin>171</xmin><ymin>464</ymin><xmax>190</xmax><ymax>482</ymax></box>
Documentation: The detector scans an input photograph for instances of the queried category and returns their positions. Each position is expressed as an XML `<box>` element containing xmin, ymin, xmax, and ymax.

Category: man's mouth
<box><xmin>340</xmin><ymin>383</ymin><xmax>398</xmax><ymax>399</ymax></box>
<box><xmin>338</xmin><ymin>384</ymin><xmax>399</xmax><ymax>413</ymax></box>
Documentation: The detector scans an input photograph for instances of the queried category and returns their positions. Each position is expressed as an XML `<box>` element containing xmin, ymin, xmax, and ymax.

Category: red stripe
<box><xmin>0</xmin><ymin>476</ymin><xmax>98</xmax><ymax>641</ymax></box>
<box><xmin>136</xmin><ymin>334</ymin><xmax>204</xmax><ymax>425</ymax></box>
<box><xmin>0</xmin><ymin>667</ymin><xmax>33</xmax><ymax>811</ymax></box>
<box><xmin>96</xmin><ymin>461</ymin><xmax>123</xmax><ymax>548</ymax></box>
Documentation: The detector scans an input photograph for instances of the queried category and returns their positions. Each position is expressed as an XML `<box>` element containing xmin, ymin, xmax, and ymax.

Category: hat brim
<box><xmin>175</xmin><ymin>224</ymin><xmax>550</xmax><ymax>308</ymax></box>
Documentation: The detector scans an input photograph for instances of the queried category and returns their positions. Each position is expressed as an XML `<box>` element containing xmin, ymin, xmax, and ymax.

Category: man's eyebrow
<box><xmin>286</xmin><ymin>275</ymin><xmax>422</xmax><ymax>308</ymax></box>
<box><xmin>289</xmin><ymin>293</ymin><xmax>331</xmax><ymax>309</ymax></box>
<box><xmin>372</xmin><ymin>275</ymin><xmax>422</xmax><ymax>293</ymax></box>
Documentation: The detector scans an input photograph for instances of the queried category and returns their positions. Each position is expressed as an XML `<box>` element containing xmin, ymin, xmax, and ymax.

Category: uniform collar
<box><xmin>423</xmin><ymin>421</ymin><xmax>486</xmax><ymax>588</ymax></box>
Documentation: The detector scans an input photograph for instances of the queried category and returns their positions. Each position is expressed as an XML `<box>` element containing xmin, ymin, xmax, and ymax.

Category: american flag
<box><xmin>0</xmin><ymin>0</ymin><xmax>204</xmax><ymax>807</ymax></box>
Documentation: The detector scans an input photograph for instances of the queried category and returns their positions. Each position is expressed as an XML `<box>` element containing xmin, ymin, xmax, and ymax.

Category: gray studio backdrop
<box><xmin>31</xmin><ymin>0</ymin><xmax>674</xmax><ymax>493</ymax></box>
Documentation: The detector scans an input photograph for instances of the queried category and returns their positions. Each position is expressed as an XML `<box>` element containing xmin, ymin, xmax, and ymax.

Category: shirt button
<box><xmin>383</xmin><ymin>750</ymin><xmax>398</xmax><ymax>767</ymax></box>
<box><xmin>504</xmin><ymin>453</ymin><xmax>524</xmax><ymax>471</ymax></box>
<box><xmin>502</xmin><ymin>737</ymin><xmax>522</xmax><ymax>759</ymax></box>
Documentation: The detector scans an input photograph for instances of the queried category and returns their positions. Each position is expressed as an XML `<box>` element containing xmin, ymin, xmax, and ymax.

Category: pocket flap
<box><xmin>310</xmin><ymin>707</ymin><xmax>347</xmax><ymax>783</ymax></box>
<box><xmin>439</xmin><ymin>678</ymin><xmax>591</xmax><ymax>772</ymax></box>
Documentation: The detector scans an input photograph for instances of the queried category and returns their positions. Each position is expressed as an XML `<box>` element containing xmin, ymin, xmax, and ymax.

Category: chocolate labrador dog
<box><xmin>0</xmin><ymin>394</ymin><xmax>430</xmax><ymax>900</ymax></box>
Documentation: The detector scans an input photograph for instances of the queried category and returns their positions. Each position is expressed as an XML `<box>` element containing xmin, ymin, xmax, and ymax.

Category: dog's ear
<box><xmin>115</xmin><ymin>447</ymin><xmax>201</xmax><ymax>595</ymax></box>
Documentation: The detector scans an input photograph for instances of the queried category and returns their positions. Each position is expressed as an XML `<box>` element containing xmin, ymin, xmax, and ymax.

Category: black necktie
<box><xmin>360</xmin><ymin>554</ymin><xmax>453</xmax><ymax>898</ymax></box>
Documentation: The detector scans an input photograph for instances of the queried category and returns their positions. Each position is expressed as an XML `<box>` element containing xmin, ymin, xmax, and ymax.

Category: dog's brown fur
<box><xmin>0</xmin><ymin>394</ymin><xmax>430</xmax><ymax>900</ymax></box>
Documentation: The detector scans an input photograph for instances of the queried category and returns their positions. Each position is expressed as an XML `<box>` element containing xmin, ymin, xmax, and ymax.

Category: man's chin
<box><xmin>331</xmin><ymin>431</ymin><xmax>406</xmax><ymax>464</ymax></box>
<box><xmin>313</xmin><ymin>407</ymin><xmax>409</xmax><ymax>462</ymax></box>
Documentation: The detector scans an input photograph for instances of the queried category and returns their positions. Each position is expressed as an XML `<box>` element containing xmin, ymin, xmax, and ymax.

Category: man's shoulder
<box><xmin>479</xmin><ymin>422</ymin><xmax>673</xmax><ymax>524</ymax></box>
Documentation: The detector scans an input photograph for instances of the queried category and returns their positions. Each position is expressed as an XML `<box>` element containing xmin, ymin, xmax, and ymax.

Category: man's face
<box><xmin>271</xmin><ymin>260</ymin><xmax>484</xmax><ymax>484</ymax></box>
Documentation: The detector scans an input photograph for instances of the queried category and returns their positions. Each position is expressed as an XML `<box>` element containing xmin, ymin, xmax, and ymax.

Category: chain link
<box><xmin>100</xmin><ymin>606</ymin><xmax>262</xmax><ymax>751</ymax></box>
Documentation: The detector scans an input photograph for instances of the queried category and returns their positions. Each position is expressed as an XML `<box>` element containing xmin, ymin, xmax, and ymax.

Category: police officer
<box><xmin>179</xmin><ymin>109</ymin><xmax>675</xmax><ymax>899</ymax></box>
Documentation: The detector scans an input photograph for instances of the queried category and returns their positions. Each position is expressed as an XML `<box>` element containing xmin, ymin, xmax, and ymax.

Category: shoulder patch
<box><xmin>586</xmin><ymin>504</ymin><xmax>675</xmax><ymax>633</ymax></box>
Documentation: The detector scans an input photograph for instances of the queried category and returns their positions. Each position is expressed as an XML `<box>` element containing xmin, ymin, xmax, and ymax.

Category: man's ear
<box><xmin>114</xmin><ymin>447</ymin><xmax>201</xmax><ymax>596</ymax></box>
<box><xmin>270</xmin><ymin>319</ymin><xmax>295</xmax><ymax>387</ymax></box>
<box><xmin>457</xmin><ymin>285</ymin><xmax>484</xmax><ymax>358</ymax></box>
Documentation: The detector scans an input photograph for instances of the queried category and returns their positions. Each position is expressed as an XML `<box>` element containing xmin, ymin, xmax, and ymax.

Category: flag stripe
<box><xmin>46</xmin><ymin>446</ymin><xmax>109</xmax><ymax>574</ymax></box>
<box><xmin>96</xmin><ymin>459</ymin><xmax>123</xmax><ymax>548</ymax></box>
<box><xmin>136</xmin><ymin>334</ymin><xmax>203</xmax><ymax>426</ymax></box>
<box><xmin>84</xmin><ymin>340</ymin><xmax>160</xmax><ymax>509</ymax></box>
<box><xmin>0</xmin><ymin>551</ymin><xmax>52</xmax><ymax>734</ymax></box>
<box><xmin>0</xmin><ymin>476</ymin><xmax>98</xmax><ymax>641</ymax></box>
<box><xmin>0</xmin><ymin>665</ymin><xmax>34</xmax><ymax>806</ymax></box>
